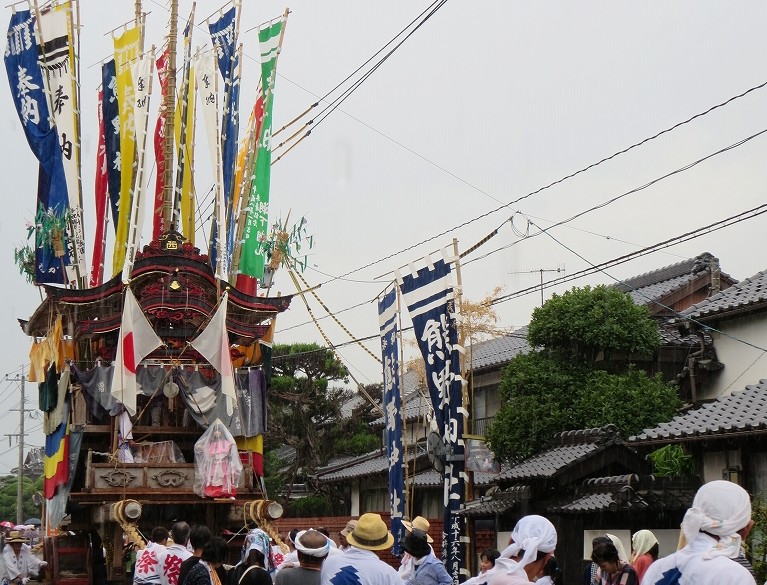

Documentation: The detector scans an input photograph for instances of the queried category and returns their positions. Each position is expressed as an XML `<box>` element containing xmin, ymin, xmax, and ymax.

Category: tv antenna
<box><xmin>509</xmin><ymin>265</ymin><xmax>566</xmax><ymax>306</ymax></box>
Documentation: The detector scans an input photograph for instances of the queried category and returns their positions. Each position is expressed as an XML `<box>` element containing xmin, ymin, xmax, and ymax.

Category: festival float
<box><xmin>5</xmin><ymin>0</ymin><xmax>305</xmax><ymax>582</ymax></box>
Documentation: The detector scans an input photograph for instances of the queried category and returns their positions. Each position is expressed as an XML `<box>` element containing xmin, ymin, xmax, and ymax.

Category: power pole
<box><xmin>6</xmin><ymin>366</ymin><xmax>26</xmax><ymax>525</ymax></box>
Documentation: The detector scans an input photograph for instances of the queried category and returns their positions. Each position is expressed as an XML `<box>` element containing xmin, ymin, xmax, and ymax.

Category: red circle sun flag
<box><xmin>123</xmin><ymin>332</ymin><xmax>137</xmax><ymax>373</ymax></box>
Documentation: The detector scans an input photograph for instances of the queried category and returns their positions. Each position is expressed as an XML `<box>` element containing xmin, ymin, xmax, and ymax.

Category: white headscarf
<box><xmin>496</xmin><ymin>515</ymin><xmax>557</xmax><ymax>578</ymax></box>
<box><xmin>606</xmin><ymin>534</ymin><xmax>628</xmax><ymax>562</ymax></box>
<box><xmin>631</xmin><ymin>530</ymin><xmax>658</xmax><ymax>561</ymax></box>
<box><xmin>681</xmin><ymin>480</ymin><xmax>752</xmax><ymax>559</ymax></box>
<box><xmin>295</xmin><ymin>530</ymin><xmax>330</xmax><ymax>558</ymax></box>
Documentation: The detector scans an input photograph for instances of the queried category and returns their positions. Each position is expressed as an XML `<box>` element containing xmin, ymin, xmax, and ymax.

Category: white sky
<box><xmin>2</xmin><ymin>1</ymin><xmax>767</xmax><ymax>473</ymax></box>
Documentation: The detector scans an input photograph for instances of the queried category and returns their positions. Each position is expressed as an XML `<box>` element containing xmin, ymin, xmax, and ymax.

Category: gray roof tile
<box><xmin>469</xmin><ymin>327</ymin><xmax>531</xmax><ymax>371</ymax></box>
<box><xmin>630</xmin><ymin>379</ymin><xmax>767</xmax><ymax>444</ymax></box>
<box><xmin>613</xmin><ymin>253</ymin><xmax>715</xmax><ymax>301</ymax></box>
<box><xmin>680</xmin><ymin>269</ymin><xmax>767</xmax><ymax>321</ymax></box>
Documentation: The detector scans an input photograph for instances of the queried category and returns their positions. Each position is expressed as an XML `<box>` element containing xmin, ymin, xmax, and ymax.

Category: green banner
<box><xmin>239</xmin><ymin>20</ymin><xmax>283</xmax><ymax>278</ymax></box>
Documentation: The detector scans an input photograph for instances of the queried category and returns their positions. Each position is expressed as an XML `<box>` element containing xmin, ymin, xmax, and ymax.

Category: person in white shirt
<box><xmin>320</xmin><ymin>513</ymin><xmax>401</xmax><ymax>585</ymax></box>
<box><xmin>158</xmin><ymin>522</ymin><xmax>192</xmax><ymax>585</ymax></box>
<box><xmin>134</xmin><ymin>527</ymin><xmax>169</xmax><ymax>585</ymax></box>
<box><xmin>1</xmin><ymin>531</ymin><xmax>46</xmax><ymax>585</ymax></box>
<box><xmin>642</xmin><ymin>480</ymin><xmax>756</xmax><ymax>585</ymax></box>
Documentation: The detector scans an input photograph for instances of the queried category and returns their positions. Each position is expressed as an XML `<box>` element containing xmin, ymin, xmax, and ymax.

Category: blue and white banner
<box><xmin>378</xmin><ymin>287</ymin><xmax>404</xmax><ymax>556</ymax></box>
<box><xmin>208</xmin><ymin>4</ymin><xmax>240</xmax><ymax>259</ymax></box>
<box><xmin>5</xmin><ymin>10</ymin><xmax>69</xmax><ymax>284</ymax></box>
<box><xmin>399</xmin><ymin>256</ymin><xmax>467</xmax><ymax>583</ymax></box>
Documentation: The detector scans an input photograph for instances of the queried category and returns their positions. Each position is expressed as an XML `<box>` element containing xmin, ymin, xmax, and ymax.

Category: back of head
<box><xmin>295</xmin><ymin>529</ymin><xmax>330</xmax><ymax>567</ymax></box>
<box><xmin>151</xmin><ymin>526</ymin><xmax>170</xmax><ymax>544</ymax></box>
<box><xmin>201</xmin><ymin>537</ymin><xmax>229</xmax><ymax>564</ymax></box>
<box><xmin>631</xmin><ymin>530</ymin><xmax>658</xmax><ymax>560</ymax></box>
<box><xmin>171</xmin><ymin>521</ymin><xmax>190</xmax><ymax>547</ymax></box>
<box><xmin>499</xmin><ymin>515</ymin><xmax>557</xmax><ymax>578</ymax></box>
<box><xmin>591</xmin><ymin>542</ymin><xmax>619</xmax><ymax>565</ymax></box>
<box><xmin>189</xmin><ymin>525</ymin><xmax>211</xmax><ymax>550</ymax></box>
<box><xmin>681</xmin><ymin>480</ymin><xmax>752</xmax><ymax>557</ymax></box>
<box><xmin>400</xmin><ymin>529</ymin><xmax>431</xmax><ymax>560</ymax></box>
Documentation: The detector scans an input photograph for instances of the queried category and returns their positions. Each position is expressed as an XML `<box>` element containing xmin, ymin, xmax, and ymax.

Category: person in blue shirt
<box><xmin>400</xmin><ymin>529</ymin><xmax>452</xmax><ymax>585</ymax></box>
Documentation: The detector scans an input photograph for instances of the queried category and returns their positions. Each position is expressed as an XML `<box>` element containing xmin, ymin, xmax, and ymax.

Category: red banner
<box><xmin>152</xmin><ymin>47</ymin><xmax>170</xmax><ymax>240</ymax></box>
<box><xmin>89</xmin><ymin>90</ymin><xmax>108</xmax><ymax>288</ymax></box>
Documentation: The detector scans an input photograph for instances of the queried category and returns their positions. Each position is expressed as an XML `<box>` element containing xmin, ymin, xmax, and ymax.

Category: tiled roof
<box><xmin>551</xmin><ymin>474</ymin><xmax>698</xmax><ymax>514</ymax></box>
<box><xmin>679</xmin><ymin>269</ymin><xmax>767</xmax><ymax>322</ymax></box>
<box><xmin>455</xmin><ymin>485</ymin><xmax>530</xmax><ymax>517</ymax></box>
<box><xmin>469</xmin><ymin>327</ymin><xmax>531</xmax><ymax>371</ymax></box>
<box><xmin>316</xmin><ymin>446</ymin><xmax>427</xmax><ymax>483</ymax></box>
<box><xmin>613</xmin><ymin>253</ymin><xmax>717</xmax><ymax>305</ymax></box>
<box><xmin>411</xmin><ymin>468</ymin><xmax>506</xmax><ymax>488</ymax></box>
<box><xmin>657</xmin><ymin>321</ymin><xmax>713</xmax><ymax>348</ymax></box>
<box><xmin>630</xmin><ymin>379</ymin><xmax>767</xmax><ymax>445</ymax></box>
<box><xmin>370</xmin><ymin>389</ymin><xmax>432</xmax><ymax>428</ymax></box>
<box><xmin>497</xmin><ymin>426</ymin><xmax>621</xmax><ymax>481</ymax></box>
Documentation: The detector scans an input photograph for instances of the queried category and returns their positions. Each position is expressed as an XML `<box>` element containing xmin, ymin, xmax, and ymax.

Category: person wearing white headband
<box><xmin>462</xmin><ymin>515</ymin><xmax>556</xmax><ymax>585</ymax></box>
<box><xmin>276</xmin><ymin>530</ymin><xmax>330</xmax><ymax>585</ymax></box>
<box><xmin>642</xmin><ymin>480</ymin><xmax>756</xmax><ymax>585</ymax></box>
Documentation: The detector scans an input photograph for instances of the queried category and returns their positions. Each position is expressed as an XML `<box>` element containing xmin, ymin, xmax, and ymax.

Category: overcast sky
<box><xmin>2</xmin><ymin>1</ymin><xmax>767</xmax><ymax>473</ymax></box>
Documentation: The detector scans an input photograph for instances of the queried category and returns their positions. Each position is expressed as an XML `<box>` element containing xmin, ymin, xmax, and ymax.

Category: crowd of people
<box><xmin>8</xmin><ymin>478</ymin><xmax>752</xmax><ymax>585</ymax></box>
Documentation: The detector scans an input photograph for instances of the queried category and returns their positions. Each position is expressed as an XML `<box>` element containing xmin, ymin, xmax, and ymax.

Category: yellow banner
<box><xmin>111</xmin><ymin>26</ymin><xmax>140</xmax><ymax>276</ymax></box>
<box><xmin>175</xmin><ymin>68</ymin><xmax>196</xmax><ymax>243</ymax></box>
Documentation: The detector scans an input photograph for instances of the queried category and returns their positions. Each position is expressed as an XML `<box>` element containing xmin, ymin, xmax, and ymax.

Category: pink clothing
<box><xmin>631</xmin><ymin>553</ymin><xmax>653</xmax><ymax>583</ymax></box>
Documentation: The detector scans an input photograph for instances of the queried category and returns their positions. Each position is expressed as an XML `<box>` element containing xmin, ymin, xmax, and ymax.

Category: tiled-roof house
<box><xmin>676</xmin><ymin>268</ymin><xmax>767</xmax><ymax>401</ymax></box>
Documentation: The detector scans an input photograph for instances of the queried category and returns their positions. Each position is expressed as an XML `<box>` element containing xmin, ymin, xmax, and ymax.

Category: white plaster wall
<box><xmin>702</xmin><ymin>449</ymin><xmax>742</xmax><ymax>483</ymax></box>
<box><xmin>351</xmin><ymin>480</ymin><xmax>360</xmax><ymax>516</ymax></box>
<box><xmin>702</xmin><ymin>317</ymin><xmax>767</xmax><ymax>400</ymax></box>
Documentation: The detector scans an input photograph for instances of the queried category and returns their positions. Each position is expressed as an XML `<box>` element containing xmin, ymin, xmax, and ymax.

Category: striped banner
<box><xmin>4</xmin><ymin>9</ymin><xmax>69</xmax><ymax>284</ymax></box>
<box><xmin>111</xmin><ymin>25</ymin><xmax>140</xmax><ymax>276</ymax></box>
<box><xmin>37</xmin><ymin>1</ymin><xmax>86</xmax><ymax>287</ymax></box>
<box><xmin>399</xmin><ymin>256</ymin><xmax>467</xmax><ymax>581</ymax></box>
<box><xmin>378</xmin><ymin>287</ymin><xmax>405</xmax><ymax>556</ymax></box>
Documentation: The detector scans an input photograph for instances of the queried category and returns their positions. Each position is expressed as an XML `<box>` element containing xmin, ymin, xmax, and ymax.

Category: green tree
<box><xmin>486</xmin><ymin>285</ymin><xmax>679</xmax><ymax>461</ymax></box>
<box><xmin>267</xmin><ymin>343</ymin><xmax>351</xmax><ymax>497</ymax></box>
<box><xmin>0</xmin><ymin>475</ymin><xmax>44</xmax><ymax>522</ymax></box>
<box><xmin>528</xmin><ymin>285</ymin><xmax>659</xmax><ymax>365</ymax></box>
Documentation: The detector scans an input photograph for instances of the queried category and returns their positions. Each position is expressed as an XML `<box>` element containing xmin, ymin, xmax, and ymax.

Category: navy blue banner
<box><xmin>101</xmin><ymin>59</ymin><xmax>120</xmax><ymax>232</ymax></box>
<box><xmin>208</xmin><ymin>5</ymin><xmax>240</xmax><ymax>261</ymax></box>
<box><xmin>378</xmin><ymin>287</ymin><xmax>405</xmax><ymax>556</ymax></box>
<box><xmin>400</xmin><ymin>259</ymin><xmax>466</xmax><ymax>583</ymax></box>
<box><xmin>5</xmin><ymin>10</ymin><xmax>69</xmax><ymax>284</ymax></box>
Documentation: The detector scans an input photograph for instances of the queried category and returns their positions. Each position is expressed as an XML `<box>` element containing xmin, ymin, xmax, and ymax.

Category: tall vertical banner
<box><xmin>90</xmin><ymin>89</ymin><xmax>108</xmax><ymax>288</ymax></box>
<box><xmin>378</xmin><ymin>288</ymin><xmax>405</xmax><ymax>556</ymax></box>
<box><xmin>152</xmin><ymin>47</ymin><xmax>169</xmax><ymax>240</ymax></box>
<box><xmin>102</xmin><ymin>59</ymin><xmax>121</xmax><ymax>232</ymax></box>
<box><xmin>111</xmin><ymin>25</ymin><xmax>140</xmax><ymax>276</ymax></box>
<box><xmin>399</xmin><ymin>257</ymin><xmax>466</xmax><ymax>583</ymax></box>
<box><xmin>37</xmin><ymin>1</ymin><xmax>86</xmax><ymax>287</ymax></box>
<box><xmin>176</xmin><ymin>8</ymin><xmax>196</xmax><ymax>242</ymax></box>
<box><xmin>238</xmin><ymin>18</ymin><xmax>284</xmax><ymax>279</ymax></box>
<box><xmin>195</xmin><ymin>50</ymin><xmax>227</xmax><ymax>280</ymax></box>
<box><xmin>4</xmin><ymin>9</ymin><xmax>69</xmax><ymax>284</ymax></box>
<box><xmin>121</xmin><ymin>53</ymin><xmax>154</xmax><ymax>282</ymax></box>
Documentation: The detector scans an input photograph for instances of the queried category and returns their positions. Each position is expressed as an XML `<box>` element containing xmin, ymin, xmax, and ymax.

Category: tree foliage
<box><xmin>0</xmin><ymin>475</ymin><xmax>44</xmax><ymax>522</ymax></box>
<box><xmin>527</xmin><ymin>285</ymin><xmax>659</xmax><ymax>364</ymax></box>
<box><xmin>486</xmin><ymin>286</ymin><xmax>679</xmax><ymax>461</ymax></box>
<box><xmin>267</xmin><ymin>343</ymin><xmax>351</xmax><ymax>496</ymax></box>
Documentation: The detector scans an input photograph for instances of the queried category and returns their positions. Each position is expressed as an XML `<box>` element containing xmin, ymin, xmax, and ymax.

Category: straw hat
<box><xmin>6</xmin><ymin>531</ymin><xmax>26</xmax><ymax>544</ymax></box>
<box><xmin>340</xmin><ymin>519</ymin><xmax>358</xmax><ymax>538</ymax></box>
<box><xmin>345</xmin><ymin>513</ymin><xmax>394</xmax><ymax>551</ymax></box>
<box><xmin>402</xmin><ymin>516</ymin><xmax>433</xmax><ymax>543</ymax></box>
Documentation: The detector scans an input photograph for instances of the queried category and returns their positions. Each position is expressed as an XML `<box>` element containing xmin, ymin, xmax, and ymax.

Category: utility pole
<box><xmin>509</xmin><ymin>265</ymin><xmax>566</xmax><ymax>306</ymax></box>
<box><xmin>5</xmin><ymin>366</ymin><xmax>26</xmax><ymax>525</ymax></box>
